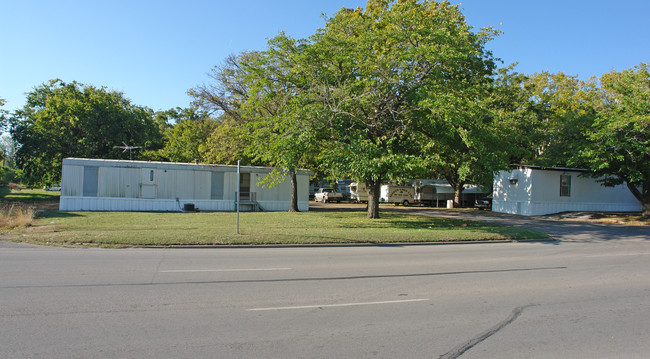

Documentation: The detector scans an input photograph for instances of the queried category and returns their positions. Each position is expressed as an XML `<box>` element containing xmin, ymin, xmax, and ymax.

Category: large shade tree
<box><xmin>239</xmin><ymin>34</ymin><xmax>321</xmax><ymax>212</ymax></box>
<box><xmin>191</xmin><ymin>42</ymin><xmax>319</xmax><ymax>212</ymax></box>
<box><xmin>10</xmin><ymin>79</ymin><xmax>162</xmax><ymax>186</ymax></box>
<box><xmin>306</xmin><ymin>0</ymin><xmax>500</xmax><ymax>215</ymax></box>
<box><xmin>190</xmin><ymin>52</ymin><xmax>259</xmax><ymax>166</ymax></box>
<box><xmin>581</xmin><ymin>64</ymin><xmax>650</xmax><ymax>216</ymax></box>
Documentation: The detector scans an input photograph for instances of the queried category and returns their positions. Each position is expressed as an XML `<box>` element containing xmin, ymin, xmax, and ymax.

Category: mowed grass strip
<box><xmin>0</xmin><ymin>187</ymin><xmax>61</xmax><ymax>203</ymax></box>
<box><xmin>15</xmin><ymin>210</ymin><xmax>548</xmax><ymax>247</ymax></box>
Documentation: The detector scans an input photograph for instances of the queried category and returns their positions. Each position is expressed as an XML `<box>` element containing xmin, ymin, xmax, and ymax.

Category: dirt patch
<box><xmin>309</xmin><ymin>201</ymin><xmax>367</xmax><ymax>211</ymax></box>
<box><xmin>309</xmin><ymin>201</ymin><xmax>467</xmax><ymax>213</ymax></box>
<box><xmin>32</xmin><ymin>201</ymin><xmax>60</xmax><ymax>210</ymax></box>
<box><xmin>540</xmin><ymin>211</ymin><xmax>648</xmax><ymax>226</ymax></box>
<box><xmin>310</xmin><ymin>202</ymin><xmax>649</xmax><ymax>226</ymax></box>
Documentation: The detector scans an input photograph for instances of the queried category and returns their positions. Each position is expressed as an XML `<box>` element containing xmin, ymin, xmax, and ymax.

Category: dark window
<box><xmin>239</xmin><ymin>173</ymin><xmax>250</xmax><ymax>200</ymax></box>
<box><xmin>211</xmin><ymin>172</ymin><xmax>224</xmax><ymax>200</ymax></box>
<box><xmin>149</xmin><ymin>170</ymin><xmax>154</xmax><ymax>182</ymax></box>
<box><xmin>83</xmin><ymin>166</ymin><xmax>98</xmax><ymax>197</ymax></box>
<box><xmin>560</xmin><ymin>175</ymin><xmax>571</xmax><ymax>197</ymax></box>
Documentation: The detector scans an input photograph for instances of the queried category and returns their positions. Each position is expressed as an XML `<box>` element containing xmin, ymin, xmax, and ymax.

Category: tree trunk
<box><xmin>443</xmin><ymin>171</ymin><xmax>466</xmax><ymax>208</ymax></box>
<box><xmin>627</xmin><ymin>181</ymin><xmax>649</xmax><ymax>217</ymax></box>
<box><xmin>288</xmin><ymin>168</ymin><xmax>300</xmax><ymax>212</ymax></box>
<box><xmin>453</xmin><ymin>181</ymin><xmax>465</xmax><ymax>208</ymax></box>
<box><xmin>366</xmin><ymin>179</ymin><xmax>381</xmax><ymax>219</ymax></box>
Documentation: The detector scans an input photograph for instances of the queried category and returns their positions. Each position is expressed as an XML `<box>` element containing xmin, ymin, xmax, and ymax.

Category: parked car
<box><xmin>44</xmin><ymin>183</ymin><xmax>62</xmax><ymax>191</ymax></box>
<box><xmin>314</xmin><ymin>188</ymin><xmax>343</xmax><ymax>203</ymax></box>
<box><xmin>474</xmin><ymin>195</ymin><xmax>492</xmax><ymax>210</ymax></box>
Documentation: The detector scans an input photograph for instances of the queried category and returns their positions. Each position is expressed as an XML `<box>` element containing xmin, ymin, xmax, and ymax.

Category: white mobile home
<box><xmin>492</xmin><ymin>165</ymin><xmax>641</xmax><ymax>216</ymax></box>
<box><xmin>59</xmin><ymin>158</ymin><xmax>311</xmax><ymax>212</ymax></box>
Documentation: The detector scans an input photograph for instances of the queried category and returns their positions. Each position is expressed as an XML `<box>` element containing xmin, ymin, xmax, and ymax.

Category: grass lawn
<box><xmin>0</xmin><ymin>186</ymin><xmax>60</xmax><ymax>203</ymax></box>
<box><xmin>0</xmin><ymin>186</ymin><xmax>548</xmax><ymax>247</ymax></box>
<box><xmin>6</xmin><ymin>209</ymin><xmax>548</xmax><ymax>247</ymax></box>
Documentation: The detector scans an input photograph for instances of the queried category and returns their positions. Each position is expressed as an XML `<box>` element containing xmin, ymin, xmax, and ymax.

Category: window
<box><xmin>82</xmin><ymin>166</ymin><xmax>98</xmax><ymax>197</ymax></box>
<box><xmin>211</xmin><ymin>172</ymin><xmax>224</xmax><ymax>200</ymax></box>
<box><xmin>560</xmin><ymin>175</ymin><xmax>571</xmax><ymax>197</ymax></box>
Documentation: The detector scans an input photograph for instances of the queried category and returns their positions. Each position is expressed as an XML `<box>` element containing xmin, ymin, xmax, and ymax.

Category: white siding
<box><xmin>493</xmin><ymin>168</ymin><xmax>641</xmax><ymax>216</ymax></box>
<box><xmin>59</xmin><ymin>158</ymin><xmax>311</xmax><ymax>212</ymax></box>
<box><xmin>61</xmin><ymin>165</ymin><xmax>83</xmax><ymax>197</ymax></box>
<box><xmin>97</xmin><ymin>167</ymin><xmax>139</xmax><ymax>198</ymax></box>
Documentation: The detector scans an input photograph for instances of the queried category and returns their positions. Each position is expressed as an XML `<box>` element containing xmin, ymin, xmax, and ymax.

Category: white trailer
<box><xmin>492</xmin><ymin>165</ymin><xmax>641</xmax><ymax>216</ymax></box>
<box><xmin>380</xmin><ymin>185</ymin><xmax>416</xmax><ymax>206</ymax></box>
<box><xmin>349</xmin><ymin>182</ymin><xmax>368</xmax><ymax>203</ymax></box>
<box><xmin>59</xmin><ymin>158</ymin><xmax>312</xmax><ymax>212</ymax></box>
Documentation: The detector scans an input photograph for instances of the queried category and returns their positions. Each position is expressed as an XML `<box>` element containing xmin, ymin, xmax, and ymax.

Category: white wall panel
<box><xmin>61</xmin><ymin>165</ymin><xmax>83</xmax><ymax>197</ymax></box>
<box><xmin>60</xmin><ymin>158</ymin><xmax>312</xmax><ymax>212</ymax></box>
<box><xmin>493</xmin><ymin>167</ymin><xmax>641</xmax><ymax>216</ymax></box>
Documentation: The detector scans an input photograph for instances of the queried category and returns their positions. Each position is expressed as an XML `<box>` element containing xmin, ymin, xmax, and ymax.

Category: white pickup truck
<box><xmin>314</xmin><ymin>188</ymin><xmax>343</xmax><ymax>203</ymax></box>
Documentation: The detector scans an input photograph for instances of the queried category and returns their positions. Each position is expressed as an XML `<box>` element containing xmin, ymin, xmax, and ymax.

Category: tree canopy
<box><xmin>10</xmin><ymin>79</ymin><xmax>163</xmax><ymax>186</ymax></box>
<box><xmin>144</xmin><ymin>107</ymin><xmax>216</xmax><ymax>163</ymax></box>
<box><xmin>523</xmin><ymin>71</ymin><xmax>598</xmax><ymax>167</ymax></box>
<box><xmin>0</xmin><ymin>97</ymin><xmax>8</xmax><ymax>132</ymax></box>
<box><xmin>299</xmin><ymin>0</ymin><xmax>501</xmax><ymax>216</ymax></box>
<box><xmin>581</xmin><ymin>64</ymin><xmax>650</xmax><ymax>216</ymax></box>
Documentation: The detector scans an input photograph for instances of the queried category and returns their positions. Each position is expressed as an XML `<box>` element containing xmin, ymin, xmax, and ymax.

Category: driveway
<box><xmin>312</xmin><ymin>201</ymin><xmax>649</xmax><ymax>243</ymax></box>
<box><xmin>389</xmin><ymin>207</ymin><xmax>650</xmax><ymax>243</ymax></box>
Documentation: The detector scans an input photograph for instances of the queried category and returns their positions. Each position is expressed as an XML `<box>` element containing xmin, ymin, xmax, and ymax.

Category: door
<box><xmin>239</xmin><ymin>173</ymin><xmax>250</xmax><ymax>201</ymax></box>
<box><xmin>141</xmin><ymin>168</ymin><xmax>156</xmax><ymax>199</ymax></box>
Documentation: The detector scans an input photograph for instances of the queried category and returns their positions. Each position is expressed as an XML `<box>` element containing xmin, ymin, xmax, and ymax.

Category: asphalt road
<box><xmin>1</xmin><ymin>213</ymin><xmax>649</xmax><ymax>358</ymax></box>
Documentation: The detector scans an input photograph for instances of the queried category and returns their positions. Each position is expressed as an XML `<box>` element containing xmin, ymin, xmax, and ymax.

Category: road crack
<box><xmin>150</xmin><ymin>250</ymin><xmax>167</xmax><ymax>284</ymax></box>
<box><xmin>440</xmin><ymin>304</ymin><xmax>538</xmax><ymax>359</ymax></box>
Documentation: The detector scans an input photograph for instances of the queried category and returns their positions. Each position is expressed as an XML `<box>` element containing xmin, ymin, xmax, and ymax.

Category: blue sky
<box><xmin>1</xmin><ymin>0</ymin><xmax>648</xmax><ymax>113</ymax></box>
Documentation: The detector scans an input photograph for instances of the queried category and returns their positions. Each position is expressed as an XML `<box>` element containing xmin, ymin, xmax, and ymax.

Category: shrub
<box><xmin>0</xmin><ymin>203</ymin><xmax>36</xmax><ymax>228</ymax></box>
<box><xmin>0</xmin><ymin>167</ymin><xmax>19</xmax><ymax>186</ymax></box>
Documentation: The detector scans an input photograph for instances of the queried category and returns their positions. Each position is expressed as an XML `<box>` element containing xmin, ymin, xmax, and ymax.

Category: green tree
<box><xmin>486</xmin><ymin>67</ymin><xmax>541</xmax><ymax>165</ymax></box>
<box><xmin>192</xmin><ymin>37</ymin><xmax>320</xmax><ymax>212</ymax></box>
<box><xmin>145</xmin><ymin>107</ymin><xmax>216</xmax><ymax>163</ymax></box>
<box><xmin>240</xmin><ymin>34</ymin><xmax>321</xmax><ymax>212</ymax></box>
<box><xmin>0</xmin><ymin>97</ymin><xmax>8</xmax><ymax>132</ymax></box>
<box><xmin>523</xmin><ymin>72</ymin><xmax>597</xmax><ymax>167</ymax></box>
<box><xmin>421</xmin><ymin>66</ymin><xmax>548</xmax><ymax>203</ymax></box>
<box><xmin>0</xmin><ymin>98</ymin><xmax>8</xmax><ymax>167</ymax></box>
<box><xmin>190</xmin><ymin>52</ymin><xmax>259</xmax><ymax>166</ymax></box>
<box><xmin>201</xmin><ymin>115</ymin><xmax>255</xmax><ymax>165</ymax></box>
<box><xmin>304</xmin><ymin>0</ymin><xmax>499</xmax><ymax>214</ymax></box>
<box><xmin>0</xmin><ymin>134</ymin><xmax>18</xmax><ymax>169</ymax></box>
<box><xmin>304</xmin><ymin>2</ymin><xmax>428</xmax><ymax>218</ymax></box>
<box><xmin>581</xmin><ymin>64</ymin><xmax>650</xmax><ymax>216</ymax></box>
<box><xmin>10</xmin><ymin>79</ymin><xmax>163</xmax><ymax>186</ymax></box>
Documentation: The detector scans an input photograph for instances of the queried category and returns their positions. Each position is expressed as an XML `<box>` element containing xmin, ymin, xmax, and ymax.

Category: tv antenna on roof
<box><xmin>114</xmin><ymin>142</ymin><xmax>141</xmax><ymax>160</ymax></box>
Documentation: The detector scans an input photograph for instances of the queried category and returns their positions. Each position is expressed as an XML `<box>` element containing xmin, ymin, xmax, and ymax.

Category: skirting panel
<box><xmin>60</xmin><ymin>197</ymin><xmax>310</xmax><ymax>212</ymax></box>
<box><xmin>493</xmin><ymin>200</ymin><xmax>641</xmax><ymax>216</ymax></box>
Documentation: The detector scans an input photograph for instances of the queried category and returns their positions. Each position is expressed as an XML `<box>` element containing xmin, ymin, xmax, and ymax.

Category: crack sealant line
<box><xmin>440</xmin><ymin>304</ymin><xmax>539</xmax><ymax>359</ymax></box>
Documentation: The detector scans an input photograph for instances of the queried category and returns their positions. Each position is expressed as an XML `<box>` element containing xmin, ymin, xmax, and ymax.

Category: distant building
<box><xmin>492</xmin><ymin>165</ymin><xmax>641</xmax><ymax>216</ymax></box>
<box><xmin>60</xmin><ymin>158</ymin><xmax>311</xmax><ymax>212</ymax></box>
<box><xmin>411</xmin><ymin>179</ymin><xmax>487</xmax><ymax>207</ymax></box>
